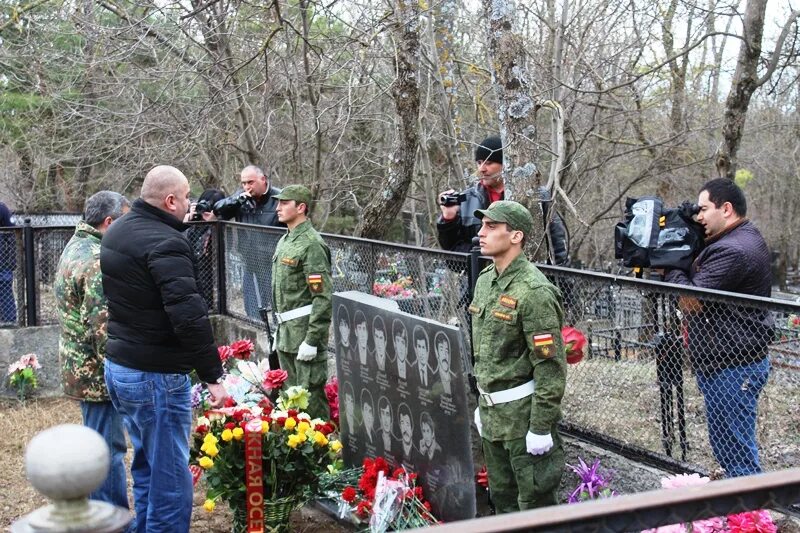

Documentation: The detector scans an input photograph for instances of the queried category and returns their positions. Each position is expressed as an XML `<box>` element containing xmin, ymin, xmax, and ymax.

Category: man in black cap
<box><xmin>436</xmin><ymin>136</ymin><xmax>569</xmax><ymax>265</ymax></box>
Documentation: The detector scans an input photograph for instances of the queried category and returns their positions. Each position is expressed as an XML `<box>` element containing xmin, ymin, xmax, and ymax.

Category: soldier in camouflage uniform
<box><xmin>469</xmin><ymin>200</ymin><xmax>567</xmax><ymax>513</ymax></box>
<box><xmin>54</xmin><ymin>191</ymin><xmax>130</xmax><ymax>511</ymax></box>
<box><xmin>271</xmin><ymin>185</ymin><xmax>332</xmax><ymax>419</ymax></box>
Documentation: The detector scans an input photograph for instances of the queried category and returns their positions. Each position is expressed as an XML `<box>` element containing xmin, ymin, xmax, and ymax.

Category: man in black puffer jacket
<box><xmin>665</xmin><ymin>178</ymin><xmax>772</xmax><ymax>478</ymax></box>
<box><xmin>101</xmin><ymin>165</ymin><xmax>228</xmax><ymax>533</ymax></box>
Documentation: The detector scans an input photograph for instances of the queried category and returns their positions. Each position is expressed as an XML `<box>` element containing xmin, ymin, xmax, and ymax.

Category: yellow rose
<box><xmin>261</xmin><ymin>421</ymin><xmax>270</xmax><ymax>434</ymax></box>
<box><xmin>296</xmin><ymin>431</ymin><xmax>307</xmax><ymax>443</ymax></box>
<box><xmin>203</xmin><ymin>499</ymin><xmax>216</xmax><ymax>512</ymax></box>
<box><xmin>287</xmin><ymin>434</ymin><xmax>301</xmax><ymax>449</ymax></box>
<box><xmin>205</xmin><ymin>444</ymin><xmax>219</xmax><ymax>458</ymax></box>
<box><xmin>284</xmin><ymin>418</ymin><xmax>297</xmax><ymax>430</ymax></box>
<box><xmin>313</xmin><ymin>431</ymin><xmax>328</xmax><ymax>447</ymax></box>
<box><xmin>198</xmin><ymin>456</ymin><xmax>214</xmax><ymax>469</ymax></box>
<box><xmin>232</xmin><ymin>427</ymin><xmax>244</xmax><ymax>440</ymax></box>
<box><xmin>203</xmin><ymin>433</ymin><xmax>218</xmax><ymax>445</ymax></box>
<box><xmin>296</xmin><ymin>421</ymin><xmax>311</xmax><ymax>434</ymax></box>
<box><xmin>329</xmin><ymin>440</ymin><xmax>342</xmax><ymax>453</ymax></box>
<box><xmin>221</xmin><ymin>429</ymin><xmax>233</xmax><ymax>442</ymax></box>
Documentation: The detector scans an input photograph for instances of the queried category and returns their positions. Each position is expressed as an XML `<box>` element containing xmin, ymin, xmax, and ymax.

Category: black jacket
<box><xmin>100</xmin><ymin>199</ymin><xmax>223</xmax><ymax>383</ymax></box>
<box><xmin>666</xmin><ymin>220</ymin><xmax>773</xmax><ymax>372</ymax></box>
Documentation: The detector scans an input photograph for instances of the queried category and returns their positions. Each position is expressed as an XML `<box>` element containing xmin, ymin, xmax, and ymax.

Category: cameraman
<box><xmin>664</xmin><ymin>178</ymin><xmax>772</xmax><ymax>477</ymax></box>
<box><xmin>214</xmin><ymin>165</ymin><xmax>286</xmax><ymax>318</ymax></box>
<box><xmin>437</xmin><ymin>136</ymin><xmax>569</xmax><ymax>265</ymax></box>
<box><xmin>185</xmin><ymin>188</ymin><xmax>226</xmax><ymax>308</ymax></box>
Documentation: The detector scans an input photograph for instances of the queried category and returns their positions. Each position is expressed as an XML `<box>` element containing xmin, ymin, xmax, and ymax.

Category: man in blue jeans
<box><xmin>101</xmin><ymin>166</ymin><xmax>228</xmax><ymax>532</ymax></box>
<box><xmin>55</xmin><ymin>191</ymin><xmax>130</xmax><ymax>510</ymax></box>
<box><xmin>665</xmin><ymin>178</ymin><xmax>773</xmax><ymax>477</ymax></box>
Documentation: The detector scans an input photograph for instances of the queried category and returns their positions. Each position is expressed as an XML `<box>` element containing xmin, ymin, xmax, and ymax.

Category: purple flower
<box><xmin>567</xmin><ymin>457</ymin><xmax>616</xmax><ymax>503</ymax></box>
<box><xmin>190</xmin><ymin>383</ymin><xmax>203</xmax><ymax>408</ymax></box>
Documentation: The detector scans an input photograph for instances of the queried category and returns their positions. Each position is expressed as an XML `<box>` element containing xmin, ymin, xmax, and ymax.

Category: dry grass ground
<box><xmin>0</xmin><ymin>397</ymin><xmax>348</xmax><ymax>532</ymax></box>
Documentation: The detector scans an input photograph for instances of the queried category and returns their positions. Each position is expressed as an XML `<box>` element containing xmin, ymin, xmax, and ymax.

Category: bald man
<box><xmin>101</xmin><ymin>165</ymin><xmax>228</xmax><ymax>533</ymax></box>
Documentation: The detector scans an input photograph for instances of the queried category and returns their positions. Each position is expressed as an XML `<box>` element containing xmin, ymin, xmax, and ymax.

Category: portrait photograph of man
<box><xmin>392</xmin><ymin>318</ymin><xmax>409</xmax><ymax>381</ymax></box>
<box><xmin>413</xmin><ymin>325</ymin><xmax>432</xmax><ymax>389</ymax></box>
<box><xmin>372</xmin><ymin>315</ymin><xmax>388</xmax><ymax>372</ymax></box>
<box><xmin>354</xmin><ymin>309</ymin><xmax>369</xmax><ymax>366</ymax></box>
<box><xmin>434</xmin><ymin>331</ymin><xmax>453</xmax><ymax>396</ymax></box>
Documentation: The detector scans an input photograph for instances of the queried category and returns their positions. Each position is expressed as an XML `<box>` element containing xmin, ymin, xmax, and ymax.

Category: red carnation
<box><xmin>262</xmin><ymin>369</ymin><xmax>288</xmax><ymax>392</ymax></box>
<box><xmin>195</xmin><ymin>424</ymin><xmax>209</xmax><ymax>434</ymax></box>
<box><xmin>413</xmin><ymin>486</ymin><xmax>424</xmax><ymax>499</ymax></box>
<box><xmin>355</xmin><ymin>500</ymin><xmax>372</xmax><ymax>519</ymax></box>
<box><xmin>561</xmin><ymin>326</ymin><xmax>587</xmax><ymax>365</ymax></box>
<box><xmin>223</xmin><ymin>397</ymin><xmax>237</xmax><ymax>408</ymax></box>
<box><xmin>217</xmin><ymin>345</ymin><xmax>234</xmax><ymax>362</ymax></box>
<box><xmin>276</xmin><ymin>416</ymin><xmax>287</xmax><ymax>426</ymax></box>
<box><xmin>224</xmin><ymin>422</ymin><xmax>236</xmax><ymax>430</ymax></box>
<box><xmin>229</xmin><ymin>339</ymin><xmax>254</xmax><ymax>360</ymax></box>
<box><xmin>341</xmin><ymin>487</ymin><xmax>357</xmax><ymax>503</ymax></box>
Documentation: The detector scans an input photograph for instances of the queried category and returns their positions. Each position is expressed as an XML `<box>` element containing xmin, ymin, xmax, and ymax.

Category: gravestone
<box><xmin>334</xmin><ymin>291</ymin><xmax>476</xmax><ymax>522</ymax></box>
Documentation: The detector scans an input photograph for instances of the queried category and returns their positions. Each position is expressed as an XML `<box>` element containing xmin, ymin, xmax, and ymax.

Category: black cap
<box><xmin>475</xmin><ymin>136</ymin><xmax>503</xmax><ymax>164</ymax></box>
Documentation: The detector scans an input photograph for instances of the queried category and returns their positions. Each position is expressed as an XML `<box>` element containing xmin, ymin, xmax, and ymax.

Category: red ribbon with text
<box><xmin>244</xmin><ymin>418</ymin><xmax>265</xmax><ymax>533</ymax></box>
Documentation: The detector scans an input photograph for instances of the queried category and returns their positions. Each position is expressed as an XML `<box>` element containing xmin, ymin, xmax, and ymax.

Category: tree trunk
<box><xmin>355</xmin><ymin>0</ymin><xmax>420</xmax><ymax>240</ymax></box>
<box><xmin>716</xmin><ymin>0</ymin><xmax>768</xmax><ymax>180</ymax></box>
<box><xmin>483</xmin><ymin>0</ymin><xmax>546</xmax><ymax>261</ymax></box>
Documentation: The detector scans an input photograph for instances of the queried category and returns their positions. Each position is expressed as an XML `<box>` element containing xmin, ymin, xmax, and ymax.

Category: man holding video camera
<box><xmin>437</xmin><ymin>136</ymin><xmax>569</xmax><ymax>265</ymax></box>
<box><xmin>214</xmin><ymin>165</ymin><xmax>285</xmax><ymax>318</ymax></box>
<box><xmin>664</xmin><ymin>178</ymin><xmax>772</xmax><ymax>477</ymax></box>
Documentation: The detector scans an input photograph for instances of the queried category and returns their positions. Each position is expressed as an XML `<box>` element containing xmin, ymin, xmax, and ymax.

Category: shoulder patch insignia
<box><xmin>281</xmin><ymin>257</ymin><xmax>298</xmax><ymax>267</ymax></box>
<box><xmin>307</xmin><ymin>273</ymin><xmax>323</xmax><ymax>293</ymax></box>
<box><xmin>491</xmin><ymin>310</ymin><xmax>513</xmax><ymax>321</ymax></box>
<box><xmin>499</xmin><ymin>294</ymin><xmax>517</xmax><ymax>309</ymax></box>
<box><xmin>532</xmin><ymin>333</ymin><xmax>555</xmax><ymax>359</ymax></box>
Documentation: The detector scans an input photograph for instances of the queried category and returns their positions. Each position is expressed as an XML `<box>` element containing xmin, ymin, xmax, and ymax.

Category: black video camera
<box><xmin>439</xmin><ymin>192</ymin><xmax>467</xmax><ymax>207</ymax></box>
<box><xmin>235</xmin><ymin>193</ymin><xmax>256</xmax><ymax>211</ymax></box>
<box><xmin>190</xmin><ymin>199</ymin><xmax>215</xmax><ymax>221</ymax></box>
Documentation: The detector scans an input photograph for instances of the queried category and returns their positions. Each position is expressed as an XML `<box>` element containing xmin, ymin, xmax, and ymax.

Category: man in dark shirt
<box><xmin>101</xmin><ymin>165</ymin><xmax>228</xmax><ymax>532</ymax></box>
<box><xmin>665</xmin><ymin>178</ymin><xmax>772</xmax><ymax>477</ymax></box>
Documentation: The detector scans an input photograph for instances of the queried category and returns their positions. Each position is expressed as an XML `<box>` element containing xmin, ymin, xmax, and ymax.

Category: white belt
<box><xmin>275</xmin><ymin>305</ymin><xmax>312</xmax><ymax>324</ymax></box>
<box><xmin>477</xmin><ymin>380</ymin><xmax>535</xmax><ymax>407</ymax></box>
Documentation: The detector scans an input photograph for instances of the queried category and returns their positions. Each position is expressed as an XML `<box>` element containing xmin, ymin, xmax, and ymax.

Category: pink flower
<box><xmin>692</xmin><ymin>517</ymin><xmax>726</xmax><ymax>533</ymax></box>
<box><xmin>20</xmin><ymin>353</ymin><xmax>41</xmax><ymax>369</ymax></box>
<box><xmin>728</xmin><ymin>510</ymin><xmax>776</xmax><ymax>533</ymax></box>
<box><xmin>262</xmin><ymin>369</ymin><xmax>288</xmax><ymax>391</ymax></box>
<box><xmin>229</xmin><ymin>339</ymin><xmax>254</xmax><ymax>360</ymax></box>
<box><xmin>217</xmin><ymin>345</ymin><xmax>234</xmax><ymax>362</ymax></box>
<box><xmin>642</xmin><ymin>524</ymin><xmax>689</xmax><ymax>533</ymax></box>
<box><xmin>660</xmin><ymin>473</ymin><xmax>710</xmax><ymax>489</ymax></box>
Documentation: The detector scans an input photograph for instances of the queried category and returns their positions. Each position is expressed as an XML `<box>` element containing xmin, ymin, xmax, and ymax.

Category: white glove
<box><xmin>296</xmin><ymin>341</ymin><xmax>317</xmax><ymax>361</ymax></box>
<box><xmin>474</xmin><ymin>408</ymin><xmax>482</xmax><ymax>437</ymax></box>
<box><xmin>525</xmin><ymin>431</ymin><xmax>553</xmax><ymax>455</ymax></box>
<box><xmin>270</xmin><ymin>333</ymin><xmax>278</xmax><ymax>354</ymax></box>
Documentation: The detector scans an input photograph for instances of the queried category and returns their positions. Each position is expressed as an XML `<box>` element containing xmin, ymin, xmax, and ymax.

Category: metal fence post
<box><xmin>23</xmin><ymin>220</ymin><xmax>37</xmax><ymax>327</ymax></box>
<box><xmin>468</xmin><ymin>245</ymin><xmax>480</xmax><ymax>303</ymax></box>
<box><xmin>216</xmin><ymin>221</ymin><xmax>227</xmax><ymax>315</ymax></box>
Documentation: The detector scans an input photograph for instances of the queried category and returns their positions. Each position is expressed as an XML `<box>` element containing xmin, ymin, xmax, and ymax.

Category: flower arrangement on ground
<box><xmin>567</xmin><ymin>457</ymin><xmax>616</xmax><ymax>503</ymax></box>
<box><xmin>7</xmin><ymin>353</ymin><xmax>41</xmax><ymax>402</ymax></box>
<box><xmin>335</xmin><ymin>457</ymin><xmax>438</xmax><ymax>531</ymax></box>
<box><xmin>189</xmin><ymin>339</ymin><xmax>341</xmax><ymax>533</ymax></box>
<box><xmin>641</xmin><ymin>473</ymin><xmax>776</xmax><ymax>533</ymax></box>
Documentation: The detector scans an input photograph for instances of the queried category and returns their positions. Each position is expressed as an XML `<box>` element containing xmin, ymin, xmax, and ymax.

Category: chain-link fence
<box><xmin>10</xmin><ymin>213</ymin><xmax>82</xmax><ymax>226</ymax></box>
<box><xmin>6</xmin><ymin>220</ymin><xmax>800</xmax><ymax>483</ymax></box>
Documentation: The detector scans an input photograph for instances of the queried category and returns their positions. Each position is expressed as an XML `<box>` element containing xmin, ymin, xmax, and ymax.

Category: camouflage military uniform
<box><xmin>271</xmin><ymin>219</ymin><xmax>332</xmax><ymax>419</ymax></box>
<box><xmin>470</xmin><ymin>253</ymin><xmax>567</xmax><ymax>513</ymax></box>
<box><xmin>54</xmin><ymin>221</ymin><xmax>110</xmax><ymax>401</ymax></box>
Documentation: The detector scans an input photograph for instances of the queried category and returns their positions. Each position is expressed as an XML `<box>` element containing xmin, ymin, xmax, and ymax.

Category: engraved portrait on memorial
<box><xmin>337</xmin><ymin>304</ymin><xmax>354</xmax><ymax>362</ymax></box>
<box><xmin>413</xmin><ymin>325</ymin><xmax>432</xmax><ymax>389</ymax></box>
<box><xmin>354</xmin><ymin>309</ymin><xmax>369</xmax><ymax>366</ymax></box>
<box><xmin>377</xmin><ymin>395</ymin><xmax>397</xmax><ymax>461</ymax></box>
<box><xmin>372</xmin><ymin>315</ymin><xmax>388</xmax><ymax>373</ymax></box>
<box><xmin>391</xmin><ymin>318</ymin><xmax>409</xmax><ymax>381</ymax></box>
<box><xmin>418</xmin><ymin>411</ymin><xmax>443</xmax><ymax>463</ymax></box>
<box><xmin>360</xmin><ymin>388</ymin><xmax>376</xmax><ymax>448</ymax></box>
<box><xmin>434</xmin><ymin>331</ymin><xmax>453</xmax><ymax>396</ymax></box>
<box><xmin>397</xmin><ymin>402</ymin><xmax>416</xmax><ymax>468</ymax></box>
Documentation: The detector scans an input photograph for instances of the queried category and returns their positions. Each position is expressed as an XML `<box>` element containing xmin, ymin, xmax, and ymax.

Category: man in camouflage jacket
<box><xmin>271</xmin><ymin>185</ymin><xmax>332</xmax><ymax>419</ymax></box>
<box><xmin>54</xmin><ymin>191</ymin><xmax>130</xmax><ymax>511</ymax></box>
<box><xmin>469</xmin><ymin>201</ymin><xmax>567</xmax><ymax>513</ymax></box>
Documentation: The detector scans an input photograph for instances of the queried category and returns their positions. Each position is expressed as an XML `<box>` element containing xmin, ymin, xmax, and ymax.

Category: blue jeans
<box><xmin>105</xmin><ymin>359</ymin><xmax>193</xmax><ymax>533</ymax></box>
<box><xmin>80</xmin><ymin>401</ymin><xmax>129</xmax><ymax>510</ymax></box>
<box><xmin>696</xmin><ymin>357</ymin><xmax>770</xmax><ymax>477</ymax></box>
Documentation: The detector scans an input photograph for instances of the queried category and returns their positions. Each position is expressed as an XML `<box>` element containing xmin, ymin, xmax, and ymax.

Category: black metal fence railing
<box><xmin>4</xmin><ymin>221</ymin><xmax>800</xmax><ymax>483</ymax></box>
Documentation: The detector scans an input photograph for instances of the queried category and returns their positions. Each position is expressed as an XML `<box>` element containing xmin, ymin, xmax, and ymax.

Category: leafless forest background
<box><xmin>1</xmin><ymin>0</ymin><xmax>799</xmax><ymax>279</ymax></box>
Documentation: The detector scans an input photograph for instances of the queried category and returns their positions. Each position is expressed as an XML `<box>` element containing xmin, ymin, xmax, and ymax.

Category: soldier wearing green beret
<box><xmin>271</xmin><ymin>185</ymin><xmax>332</xmax><ymax>419</ymax></box>
<box><xmin>469</xmin><ymin>200</ymin><xmax>567</xmax><ymax>513</ymax></box>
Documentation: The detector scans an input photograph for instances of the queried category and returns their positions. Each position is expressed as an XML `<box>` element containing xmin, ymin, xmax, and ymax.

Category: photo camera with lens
<box><xmin>439</xmin><ymin>192</ymin><xmax>467</xmax><ymax>207</ymax></box>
